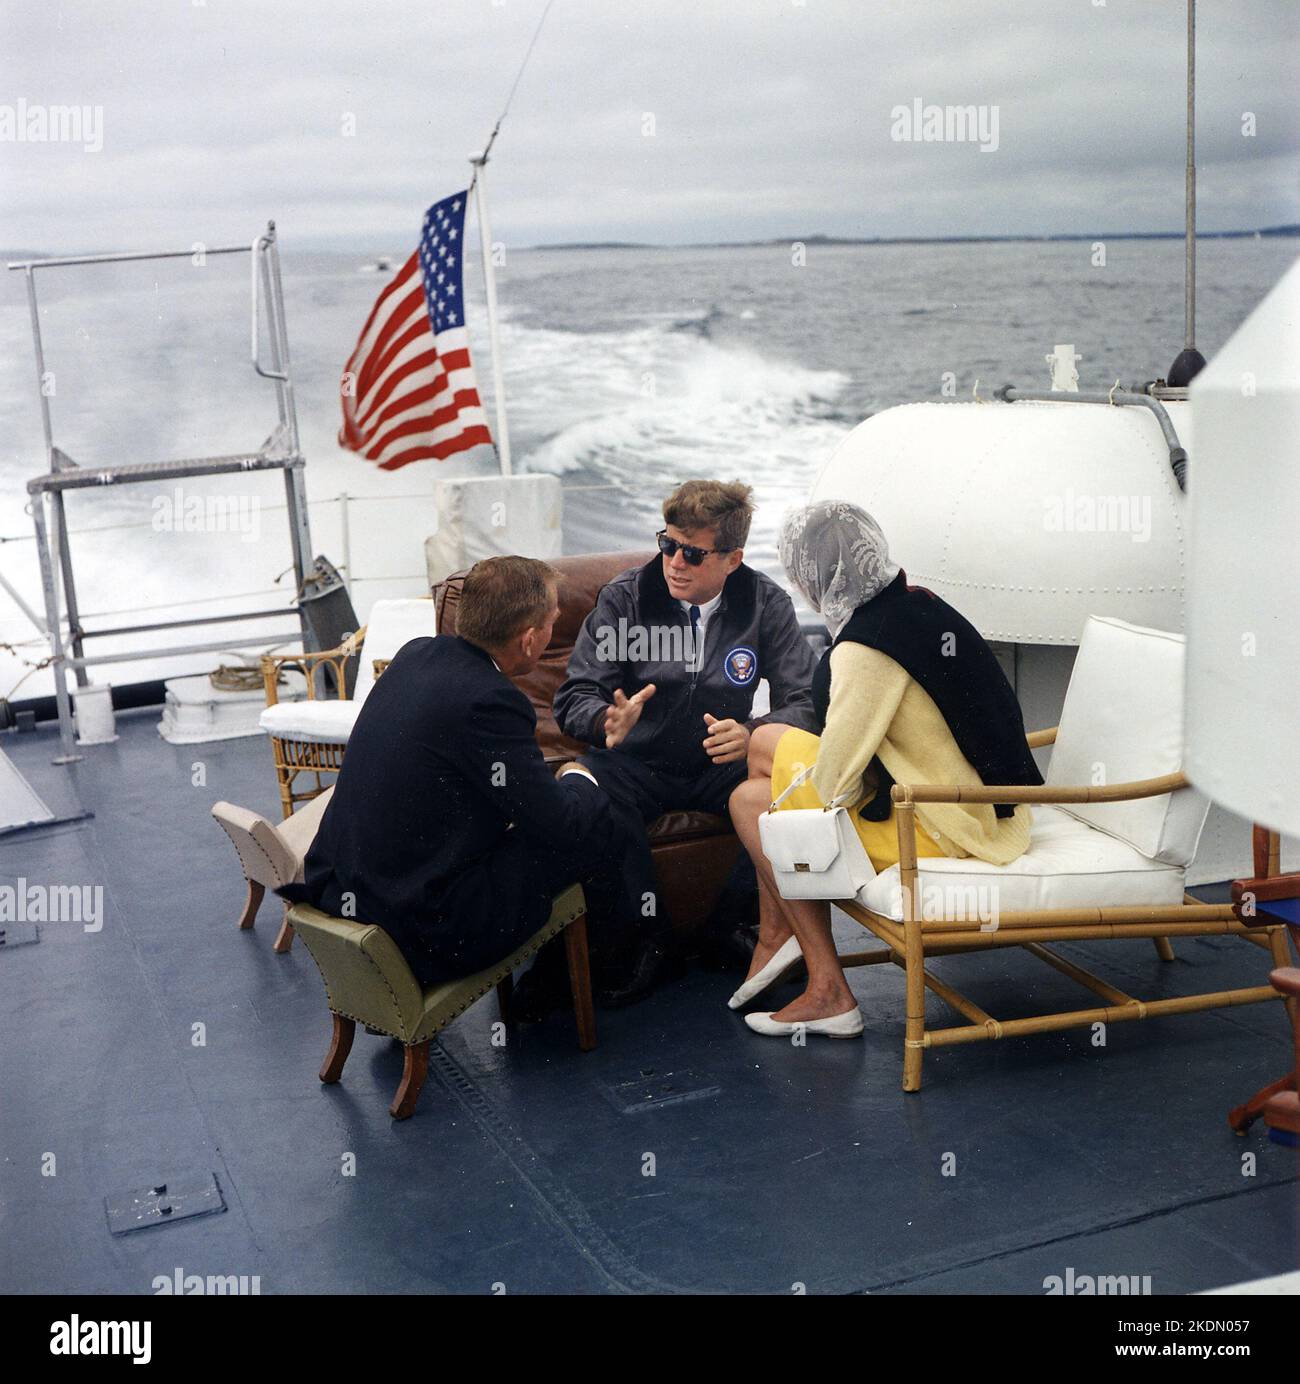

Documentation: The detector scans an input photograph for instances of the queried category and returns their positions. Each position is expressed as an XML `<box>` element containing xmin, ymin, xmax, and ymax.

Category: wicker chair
<box><xmin>828</xmin><ymin>616</ymin><xmax>1293</xmax><ymax>1091</ymax></box>
<box><xmin>258</xmin><ymin>598</ymin><xmax>436</xmax><ymax>817</ymax></box>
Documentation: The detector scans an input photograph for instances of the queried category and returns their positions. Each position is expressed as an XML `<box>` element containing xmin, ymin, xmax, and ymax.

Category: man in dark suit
<box><xmin>280</xmin><ymin>556</ymin><xmax>632</xmax><ymax>1012</ymax></box>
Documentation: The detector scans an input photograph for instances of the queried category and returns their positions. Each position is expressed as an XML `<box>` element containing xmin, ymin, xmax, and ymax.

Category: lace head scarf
<box><xmin>778</xmin><ymin>501</ymin><xmax>900</xmax><ymax>638</ymax></box>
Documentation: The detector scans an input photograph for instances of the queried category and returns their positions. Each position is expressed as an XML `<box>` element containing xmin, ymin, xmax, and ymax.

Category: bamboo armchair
<box><xmin>832</xmin><ymin>615</ymin><xmax>1291</xmax><ymax>1092</ymax></box>
<box><xmin>838</xmin><ymin>733</ymin><xmax>1290</xmax><ymax>1091</ymax></box>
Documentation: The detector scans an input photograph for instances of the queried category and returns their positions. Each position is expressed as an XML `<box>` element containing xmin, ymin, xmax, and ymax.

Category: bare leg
<box><xmin>746</xmin><ymin>722</ymin><xmax>793</xmax><ymax>780</ymax></box>
<box><xmin>737</xmin><ymin>721</ymin><xmax>799</xmax><ymax>980</ymax></box>
<box><xmin>728</xmin><ymin>777</ymin><xmax>856</xmax><ymax>1020</ymax></box>
<box><xmin>730</xmin><ymin>863</ymin><xmax>797</xmax><ymax>985</ymax></box>
<box><xmin>751</xmin><ymin>871</ymin><xmax>794</xmax><ymax>972</ymax></box>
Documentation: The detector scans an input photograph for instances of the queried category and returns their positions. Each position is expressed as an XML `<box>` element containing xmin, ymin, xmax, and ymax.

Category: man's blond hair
<box><xmin>663</xmin><ymin>479</ymin><xmax>753</xmax><ymax>552</ymax></box>
<box><xmin>458</xmin><ymin>555</ymin><xmax>558</xmax><ymax>650</ymax></box>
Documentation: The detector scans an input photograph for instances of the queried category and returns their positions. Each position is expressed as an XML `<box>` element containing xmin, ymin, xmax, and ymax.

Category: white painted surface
<box><xmin>425</xmin><ymin>474</ymin><xmax>563</xmax><ymax>588</ymax></box>
<box><xmin>1186</xmin><ymin>258</ymin><xmax>1300</xmax><ymax>838</ymax></box>
<box><xmin>810</xmin><ymin>398</ymin><xmax>1191</xmax><ymax>644</ymax></box>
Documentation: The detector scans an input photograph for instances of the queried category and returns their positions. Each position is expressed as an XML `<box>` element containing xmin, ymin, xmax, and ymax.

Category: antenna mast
<box><xmin>1169</xmin><ymin>0</ymin><xmax>1207</xmax><ymax>386</ymax></box>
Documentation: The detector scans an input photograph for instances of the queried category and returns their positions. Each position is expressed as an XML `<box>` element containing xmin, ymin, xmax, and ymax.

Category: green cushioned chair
<box><xmin>288</xmin><ymin>883</ymin><xmax>594</xmax><ymax>1120</ymax></box>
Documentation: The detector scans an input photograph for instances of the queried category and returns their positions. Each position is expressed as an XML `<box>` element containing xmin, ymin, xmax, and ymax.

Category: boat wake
<box><xmin>505</xmin><ymin>314</ymin><xmax>852</xmax><ymax>491</ymax></box>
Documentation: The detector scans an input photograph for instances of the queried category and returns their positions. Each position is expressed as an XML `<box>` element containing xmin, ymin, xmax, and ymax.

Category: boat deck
<box><xmin>1</xmin><ymin>710</ymin><xmax>1296</xmax><ymax>1295</ymax></box>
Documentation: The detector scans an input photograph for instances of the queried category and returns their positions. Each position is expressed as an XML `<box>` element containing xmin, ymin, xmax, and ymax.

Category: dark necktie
<box><xmin>689</xmin><ymin>605</ymin><xmax>701</xmax><ymax>678</ymax></box>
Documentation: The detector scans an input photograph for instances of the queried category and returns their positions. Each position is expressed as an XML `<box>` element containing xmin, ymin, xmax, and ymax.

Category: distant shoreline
<box><xmin>532</xmin><ymin>226</ymin><xmax>1300</xmax><ymax>251</ymax></box>
<box><xmin>6</xmin><ymin>225</ymin><xmax>1296</xmax><ymax>263</ymax></box>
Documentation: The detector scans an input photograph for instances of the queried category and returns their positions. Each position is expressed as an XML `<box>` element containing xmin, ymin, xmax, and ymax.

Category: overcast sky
<box><xmin>1</xmin><ymin>0</ymin><xmax>1297</xmax><ymax>253</ymax></box>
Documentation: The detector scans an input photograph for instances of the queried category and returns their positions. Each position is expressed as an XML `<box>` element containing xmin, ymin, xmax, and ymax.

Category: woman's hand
<box><xmin>702</xmin><ymin>713</ymin><xmax>750</xmax><ymax>764</ymax></box>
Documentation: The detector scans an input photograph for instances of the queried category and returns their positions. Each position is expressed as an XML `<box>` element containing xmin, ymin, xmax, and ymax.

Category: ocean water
<box><xmin>0</xmin><ymin>235</ymin><xmax>1294</xmax><ymax>699</ymax></box>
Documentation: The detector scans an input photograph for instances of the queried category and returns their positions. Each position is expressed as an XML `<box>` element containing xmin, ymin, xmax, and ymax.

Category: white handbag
<box><xmin>758</xmin><ymin>764</ymin><xmax>877</xmax><ymax>902</ymax></box>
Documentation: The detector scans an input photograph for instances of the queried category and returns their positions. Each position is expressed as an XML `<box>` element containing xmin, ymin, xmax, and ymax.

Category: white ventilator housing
<box><xmin>810</xmin><ymin>398</ymin><xmax>1191</xmax><ymax>644</ymax></box>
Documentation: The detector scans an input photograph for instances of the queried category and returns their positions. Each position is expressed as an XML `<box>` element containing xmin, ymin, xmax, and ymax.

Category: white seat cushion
<box><xmin>859</xmin><ymin>806</ymin><xmax>1186</xmax><ymax>922</ymax></box>
<box><xmin>259</xmin><ymin>699</ymin><xmax>360</xmax><ymax>744</ymax></box>
<box><xmin>353</xmin><ymin>598</ymin><xmax>437</xmax><ymax>706</ymax></box>
<box><xmin>1046</xmin><ymin>615</ymin><xmax>1209</xmax><ymax>867</ymax></box>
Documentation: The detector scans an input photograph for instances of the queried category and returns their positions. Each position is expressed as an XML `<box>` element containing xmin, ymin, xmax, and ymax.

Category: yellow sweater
<box><xmin>811</xmin><ymin>642</ymin><xmax>1032</xmax><ymax>866</ymax></box>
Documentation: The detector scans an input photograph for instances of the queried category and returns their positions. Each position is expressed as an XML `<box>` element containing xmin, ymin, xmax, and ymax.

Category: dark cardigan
<box><xmin>810</xmin><ymin>572</ymin><xmax>1043</xmax><ymax>821</ymax></box>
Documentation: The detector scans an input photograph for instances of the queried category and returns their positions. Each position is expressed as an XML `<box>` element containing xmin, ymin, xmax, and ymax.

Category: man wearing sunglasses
<box><xmin>554</xmin><ymin>479</ymin><xmax>819</xmax><ymax>1005</ymax></box>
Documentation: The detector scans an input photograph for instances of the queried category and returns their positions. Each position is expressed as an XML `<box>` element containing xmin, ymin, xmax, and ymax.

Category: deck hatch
<box><xmin>0</xmin><ymin>924</ymin><xmax>41</xmax><ymax>949</ymax></box>
<box><xmin>104</xmin><ymin>1173</ymin><xmax>226</xmax><ymax>1235</ymax></box>
<box><xmin>600</xmin><ymin>1067</ymin><xmax>722</xmax><ymax>1115</ymax></box>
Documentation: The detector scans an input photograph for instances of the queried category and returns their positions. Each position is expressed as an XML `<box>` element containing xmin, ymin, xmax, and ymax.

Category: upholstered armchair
<box><xmin>211</xmin><ymin>786</ymin><xmax>334</xmax><ymax>953</ymax></box>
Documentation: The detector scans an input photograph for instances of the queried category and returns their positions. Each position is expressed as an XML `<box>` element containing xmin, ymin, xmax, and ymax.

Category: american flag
<box><xmin>338</xmin><ymin>190</ymin><xmax>494</xmax><ymax>469</ymax></box>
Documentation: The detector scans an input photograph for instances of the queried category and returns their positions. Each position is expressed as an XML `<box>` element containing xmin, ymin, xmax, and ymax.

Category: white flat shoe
<box><xmin>727</xmin><ymin>936</ymin><xmax>804</xmax><ymax>1010</ymax></box>
<box><xmin>743</xmin><ymin>1007</ymin><xmax>864</xmax><ymax>1039</ymax></box>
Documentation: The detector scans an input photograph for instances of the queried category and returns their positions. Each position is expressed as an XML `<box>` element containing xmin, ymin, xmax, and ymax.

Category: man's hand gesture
<box><xmin>605</xmin><ymin>684</ymin><xmax>656</xmax><ymax>749</ymax></box>
<box><xmin>702</xmin><ymin>713</ymin><xmax>750</xmax><ymax>765</ymax></box>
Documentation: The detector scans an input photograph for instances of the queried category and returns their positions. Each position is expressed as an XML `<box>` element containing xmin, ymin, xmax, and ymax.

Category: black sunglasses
<box><xmin>656</xmin><ymin>530</ymin><xmax>733</xmax><ymax>567</ymax></box>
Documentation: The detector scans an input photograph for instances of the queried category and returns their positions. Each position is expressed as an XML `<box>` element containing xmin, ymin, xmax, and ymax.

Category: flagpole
<box><xmin>469</xmin><ymin>154</ymin><xmax>512</xmax><ymax>478</ymax></box>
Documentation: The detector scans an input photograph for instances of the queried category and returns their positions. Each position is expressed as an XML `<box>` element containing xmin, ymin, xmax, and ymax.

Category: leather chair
<box><xmin>432</xmin><ymin>551</ymin><xmax>742</xmax><ymax>938</ymax></box>
<box><xmin>291</xmin><ymin>884</ymin><xmax>596</xmax><ymax>1120</ymax></box>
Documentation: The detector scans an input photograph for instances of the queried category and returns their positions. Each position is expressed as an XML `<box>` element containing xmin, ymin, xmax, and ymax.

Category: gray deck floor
<box><xmin>1</xmin><ymin>710</ymin><xmax>1296</xmax><ymax>1294</ymax></box>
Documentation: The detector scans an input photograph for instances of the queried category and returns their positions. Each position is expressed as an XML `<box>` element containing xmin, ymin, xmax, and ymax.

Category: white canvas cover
<box><xmin>1186</xmin><ymin>258</ymin><xmax>1300</xmax><ymax>837</ymax></box>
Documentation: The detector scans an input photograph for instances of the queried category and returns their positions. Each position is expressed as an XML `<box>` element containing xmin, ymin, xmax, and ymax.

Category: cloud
<box><xmin>0</xmin><ymin>0</ymin><xmax>1295</xmax><ymax>253</ymax></box>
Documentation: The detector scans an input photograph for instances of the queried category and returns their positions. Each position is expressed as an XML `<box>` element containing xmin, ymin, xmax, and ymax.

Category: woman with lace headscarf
<box><xmin>726</xmin><ymin>501</ymin><xmax>1040</xmax><ymax>1038</ymax></box>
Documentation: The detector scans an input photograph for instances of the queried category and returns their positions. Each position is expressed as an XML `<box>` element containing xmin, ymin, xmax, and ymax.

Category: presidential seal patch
<box><xmin>723</xmin><ymin>646</ymin><xmax>758</xmax><ymax>687</ymax></box>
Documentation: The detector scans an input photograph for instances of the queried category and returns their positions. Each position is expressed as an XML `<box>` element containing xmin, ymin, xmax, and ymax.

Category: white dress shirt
<box><xmin>565</xmin><ymin>591</ymin><xmax>723</xmax><ymax>784</ymax></box>
<box><xmin>679</xmin><ymin>589</ymin><xmax>722</xmax><ymax>670</ymax></box>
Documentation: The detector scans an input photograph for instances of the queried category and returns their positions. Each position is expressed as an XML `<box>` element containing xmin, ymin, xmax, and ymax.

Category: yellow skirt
<box><xmin>770</xmin><ymin>728</ymin><xmax>946</xmax><ymax>874</ymax></box>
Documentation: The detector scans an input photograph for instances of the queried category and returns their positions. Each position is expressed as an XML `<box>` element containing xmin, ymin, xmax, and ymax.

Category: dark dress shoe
<box><xmin>509</xmin><ymin>956</ymin><xmax>572</xmax><ymax>1023</ymax></box>
<box><xmin>695</xmin><ymin>921</ymin><xmax>761</xmax><ymax>971</ymax></box>
<box><xmin>697</xmin><ymin>887</ymin><xmax>760</xmax><ymax>966</ymax></box>
<box><xmin>596</xmin><ymin>939</ymin><xmax>683</xmax><ymax>1009</ymax></box>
